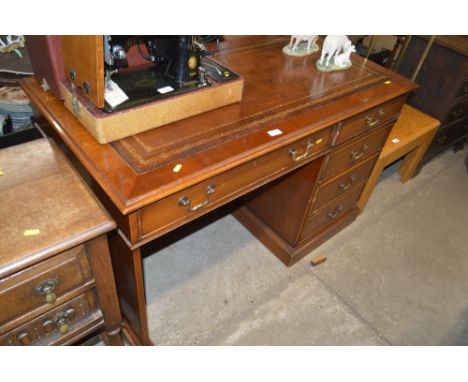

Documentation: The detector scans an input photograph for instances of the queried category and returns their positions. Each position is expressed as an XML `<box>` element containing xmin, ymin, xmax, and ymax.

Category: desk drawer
<box><xmin>455</xmin><ymin>76</ymin><xmax>468</xmax><ymax>99</ymax></box>
<box><xmin>0</xmin><ymin>245</ymin><xmax>92</xmax><ymax>327</ymax></box>
<box><xmin>0</xmin><ymin>291</ymin><xmax>99</xmax><ymax>346</ymax></box>
<box><xmin>321</xmin><ymin>124</ymin><xmax>391</xmax><ymax>181</ymax></box>
<box><xmin>430</xmin><ymin>117</ymin><xmax>468</xmax><ymax>150</ymax></box>
<box><xmin>310</xmin><ymin>155</ymin><xmax>378</xmax><ymax>214</ymax></box>
<box><xmin>445</xmin><ymin>97</ymin><xmax>468</xmax><ymax>124</ymax></box>
<box><xmin>333</xmin><ymin>96</ymin><xmax>404</xmax><ymax>145</ymax></box>
<box><xmin>300</xmin><ymin>185</ymin><xmax>364</xmax><ymax>241</ymax></box>
<box><xmin>137</xmin><ymin>126</ymin><xmax>334</xmax><ymax>241</ymax></box>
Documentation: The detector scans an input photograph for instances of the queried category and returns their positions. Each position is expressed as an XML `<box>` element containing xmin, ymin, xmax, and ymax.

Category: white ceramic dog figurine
<box><xmin>290</xmin><ymin>35</ymin><xmax>318</xmax><ymax>52</ymax></box>
<box><xmin>334</xmin><ymin>44</ymin><xmax>356</xmax><ymax>68</ymax></box>
<box><xmin>319</xmin><ymin>35</ymin><xmax>352</xmax><ymax>66</ymax></box>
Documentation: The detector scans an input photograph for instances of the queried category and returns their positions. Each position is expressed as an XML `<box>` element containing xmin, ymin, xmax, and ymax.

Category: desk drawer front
<box><xmin>445</xmin><ymin>98</ymin><xmax>468</xmax><ymax>124</ymax></box>
<box><xmin>0</xmin><ymin>291</ymin><xmax>98</xmax><ymax>346</ymax></box>
<box><xmin>430</xmin><ymin>117</ymin><xmax>468</xmax><ymax>150</ymax></box>
<box><xmin>310</xmin><ymin>155</ymin><xmax>378</xmax><ymax>214</ymax></box>
<box><xmin>0</xmin><ymin>245</ymin><xmax>92</xmax><ymax>327</ymax></box>
<box><xmin>455</xmin><ymin>76</ymin><xmax>468</xmax><ymax>99</ymax></box>
<box><xmin>138</xmin><ymin>127</ymin><xmax>334</xmax><ymax>241</ymax></box>
<box><xmin>321</xmin><ymin>124</ymin><xmax>391</xmax><ymax>181</ymax></box>
<box><xmin>334</xmin><ymin>96</ymin><xmax>404</xmax><ymax>145</ymax></box>
<box><xmin>300</xmin><ymin>185</ymin><xmax>364</xmax><ymax>241</ymax></box>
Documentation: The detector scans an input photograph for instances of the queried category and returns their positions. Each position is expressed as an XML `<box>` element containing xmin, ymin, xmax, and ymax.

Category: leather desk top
<box><xmin>20</xmin><ymin>36</ymin><xmax>415</xmax><ymax>214</ymax></box>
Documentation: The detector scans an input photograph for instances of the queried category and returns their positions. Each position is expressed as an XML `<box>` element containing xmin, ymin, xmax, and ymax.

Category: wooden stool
<box><xmin>358</xmin><ymin>104</ymin><xmax>440</xmax><ymax>213</ymax></box>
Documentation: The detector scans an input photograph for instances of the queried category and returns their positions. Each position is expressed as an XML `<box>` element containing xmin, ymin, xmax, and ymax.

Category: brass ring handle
<box><xmin>338</xmin><ymin>175</ymin><xmax>357</xmax><ymax>192</ymax></box>
<box><xmin>350</xmin><ymin>144</ymin><xmax>369</xmax><ymax>162</ymax></box>
<box><xmin>436</xmin><ymin>135</ymin><xmax>447</xmax><ymax>144</ymax></box>
<box><xmin>327</xmin><ymin>205</ymin><xmax>344</xmax><ymax>220</ymax></box>
<box><xmin>288</xmin><ymin>139</ymin><xmax>314</xmax><ymax>162</ymax></box>
<box><xmin>54</xmin><ymin>308</ymin><xmax>75</xmax><ymax>334</ymax></box>
<box><xmin>452</xmin><ymin>109</ymin><xmax>464</xmax><ymax>119</ymax></box>
<box><xmin>365</xmin><ymin>116</ymin><xmax>380</xmax><ymax>127</ymax></box>
<box><xmin>178</xmin><ymin>185</ymin><xmax>216</xmax><ymax>212</ymax></box>
<box><xmin>34</xmin><ymin>278</ymin><xmax>58</xmax><ymax>304</ymax></box>
<box><xmin>18</xmin><ymin>332</ymin><xmax>31</xmax><ymax>346</ymax></box>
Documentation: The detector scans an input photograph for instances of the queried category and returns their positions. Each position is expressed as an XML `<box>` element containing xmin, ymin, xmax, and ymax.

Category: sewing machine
<box><xmin>26</xmin><ymin>35</ymin><xmax>244</xmax><ymax>143</ymax></box>
<box><xmin>98</xmin><ymin>35</ymin><xmax>239</xmax><ymax>112</ymax></box>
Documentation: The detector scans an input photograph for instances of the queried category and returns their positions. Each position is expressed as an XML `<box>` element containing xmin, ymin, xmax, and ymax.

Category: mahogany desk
<box><xmin>21</xmin><ymin>36</ymin><xmax>415</xmax><ymax>345</ymax></box>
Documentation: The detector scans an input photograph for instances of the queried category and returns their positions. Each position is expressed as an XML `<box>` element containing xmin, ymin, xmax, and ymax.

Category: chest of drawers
<box><xmin>397</xmin><ymin>36</ymin><xmax>468</xmax><ymax>165</ymax></box>
<box><xmin>0</xmin><ymin>139</ymin><xmax>123</xmax><ymax>345</ymax></box>
<box><xmin>235</xmin><ymin>95</ymin><xmax>406</xmax><ymax>266</ymax></box>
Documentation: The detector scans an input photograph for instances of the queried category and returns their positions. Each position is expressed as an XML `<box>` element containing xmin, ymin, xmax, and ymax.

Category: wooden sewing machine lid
<box><xmin>0</xmin><ymin>138</ymin><xmax>115</xmax><ymax>278</ymax></box>
<box><xmin>20</xmin><ymin>36</ymin><xmax>416</xmax><ymax>215</ymax></box>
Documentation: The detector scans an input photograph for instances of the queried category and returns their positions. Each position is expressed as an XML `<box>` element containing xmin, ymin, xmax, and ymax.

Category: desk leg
<box><xmin>398</xmin><ymin>134</ymin><xmax>434</xmax><ymax>183</ymax></box>
<box><xmin>86</xmin><ymin>235</ymin><xmax>124</xmax><ymax>346</ymax></box>
<box><xmin>108</xmin><ymin>231</ymin><xmax>151</xmax><ymax>345</ymax></box>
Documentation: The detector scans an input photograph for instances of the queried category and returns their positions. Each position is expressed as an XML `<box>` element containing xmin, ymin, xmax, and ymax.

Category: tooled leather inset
<box><xmin>111</xmin><ymin>42</ymin><xmax>389</xmax><ymax>174</ymax></box>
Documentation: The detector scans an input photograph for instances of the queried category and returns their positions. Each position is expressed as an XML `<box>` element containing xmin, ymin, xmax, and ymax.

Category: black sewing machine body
<box><xmin>102</xmin><ymin>35</ymin><xmax>239</xmax><ymax>112</ymax></box>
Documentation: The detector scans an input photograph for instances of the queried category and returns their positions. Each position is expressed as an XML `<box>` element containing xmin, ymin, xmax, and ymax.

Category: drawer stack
<box><xmin>236</xmin><ymin>95</ymin><xmax>405</xmax><ymax>266</ymax></box>
<box><xmin>429</xmin><ymin>80</ymin><xmax>468</xmax><ymax>156</ymax></box>
<box><xmin>0</xmin><ymin>139</ymin><xmax>123</xmax><ymax>345</ymax></box>
<box><xmin>0</xmin><ymin>246</ymin><xmax>104</xmax><ymax>346</ymax></box>
<box><xmin>397</xmin><ymin>36</ymin><xmax>468</xmax><ymax>165</ymax></box>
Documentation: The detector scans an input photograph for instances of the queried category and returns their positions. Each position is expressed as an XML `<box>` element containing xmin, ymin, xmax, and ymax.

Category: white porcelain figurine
<box><xmin>316</xmin><ymin>35</ymin><xmax>355</xmax><ymax>72</ymax></box>
<box><xmin>283</xmin><ymin>35</ymin><xmax>319</xmax><ymax>56</ymax></box>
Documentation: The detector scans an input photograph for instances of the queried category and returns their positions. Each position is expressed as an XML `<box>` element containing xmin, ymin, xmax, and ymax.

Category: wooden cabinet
<box><xmin>397</xmin><ymin>36</ymin><xmax>468</xmax><ymax>165</ymax></box>
<box><xmin>0</xmin><ymin>139</ymin><xmax>123</xmax><ymax>345</ymax></box>
<box><xmin>20</xmin><ymin>36</ymin><xmax>415</xmax><ymax>345</ymax></box>
<box><xmin>235</xmin><ymin>97</ymin><xmax>403</xmax><ymax>266</ymax></box>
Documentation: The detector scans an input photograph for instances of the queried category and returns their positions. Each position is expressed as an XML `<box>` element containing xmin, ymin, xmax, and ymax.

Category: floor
<box><xmin>143</xmin><ymin>147</ymin><xmax>468</xmax><ymax>345</ymax></box>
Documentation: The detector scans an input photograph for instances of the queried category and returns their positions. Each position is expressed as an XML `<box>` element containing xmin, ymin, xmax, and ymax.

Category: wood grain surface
<box><xmin>20</xmin><ymin>36</ymin><xmax>415</xmax><ymax>215</ymax></box>
<box><xmin>0</xmin><ymin>138</ymin><xmax>115</xmax><ymax>278</ymax></box>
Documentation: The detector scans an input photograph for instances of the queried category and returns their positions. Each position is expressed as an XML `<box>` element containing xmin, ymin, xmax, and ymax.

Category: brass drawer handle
<box><xmin>327</xmin><ymin>205</ymin><xmax>344</xmax><ymax>220</ymax></box>
<box><xmin>18</xmin><ymin>332</ymin><xmax>32</xmax><ymax>346</ymax></box>
<box><xmin>53</xmin><ymin>308</ymin><xmax>75</xmax><ymax>334</ymax></box>
<box><xmin>289</xmin><ymin>139</ymin><xmax>314</xmax><ymax>162</ymax></box>
<box><xmin>451</xmin><ymin>108</ymin><xmax>464</xmax><ymax>120</ymax></box>
<box><xmin>178</xmin><ymin>185</ymin><xmax>216</xmax><ymax>212</ymax></box>
<box><xmin>350</xmin><ymin>144</ymin><xmax>369</xmax><ymax>162</ymax></box>
<box><xmin>34</xmin><ymin>278</ymin><xmax>58</xmax><ymax>304</ymax></box>
<box><xmin>338</xmin><ymin>175</ymin><xmax>357</xmax><ymax>192</ymax></box>
<box><xmin>436</xmin><ymin>135</ymin><xmax>448</xmax><ymax>144</ymax></box>
<box><xmin>365</xmin><ymin>114</ymin><xmax>381</xmax><ymax>127</ymax></box>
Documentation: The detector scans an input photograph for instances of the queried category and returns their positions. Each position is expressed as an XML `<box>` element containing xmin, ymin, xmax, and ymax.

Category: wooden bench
<box><xmin>358</xmin><ymin>104</ymin><xmax>440</xmax><ymax>213</ymax></box>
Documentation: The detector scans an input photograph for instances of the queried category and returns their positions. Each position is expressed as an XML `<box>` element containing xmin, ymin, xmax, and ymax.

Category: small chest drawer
<box><xmin>0</xmin><ymin>291</ymin><xmax>98</xmax><ymax>346</ymax></box>
<box><xmin>455</xmin><ymin>76</ymin><xmax>468</xmax><ymax>99</ymax></box>
<box><xmin>333</xmin><ymin>95</ymin><xmax>405</xmax><ymax>145</ymax></box>
<box><xmin>321</xmin><ymin>124</ymin><xmax>391</xmax><ymax>181</ymax></box>
<box><xmin>310</xmin><ymin>154</ymin><xmax>378</xmax><ymax>214</ymax></box>
<box><xmin>300</xmin><ymin>185</ymin><xmax>364</xmax><ymax>242</ymax></box>
<box><xmin>429</xmin><ymin>117</ymin><xmax>468</xmax><ymax>152</ymax></box>
<box><xmin>0</xmin><ymin>245</ymin><xmax>93</xmax><ymax>328</ymax></box>
<box><xmin>445</xmin><ymin>97</ymin><xmax>468</xmax><ymax>124</ymax></box>
<box><xmin>137</xmin><ymin>125</ymin><xmax>334</xmax><ymax>243</ymax></box>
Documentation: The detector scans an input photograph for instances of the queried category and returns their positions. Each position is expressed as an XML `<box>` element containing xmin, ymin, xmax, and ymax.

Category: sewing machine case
<box><xmin>60</xmin><ymin>36</ymin><xmax>244</xmax><ymax>144</ymax></box>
